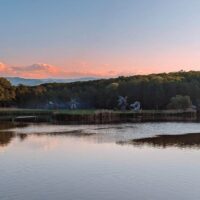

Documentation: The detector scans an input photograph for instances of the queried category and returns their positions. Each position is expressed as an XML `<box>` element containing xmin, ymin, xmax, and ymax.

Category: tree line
<box><xmin>1</xmin><ymin>71</ymin><xmax>200</xmax><ymax>110</ymax></box>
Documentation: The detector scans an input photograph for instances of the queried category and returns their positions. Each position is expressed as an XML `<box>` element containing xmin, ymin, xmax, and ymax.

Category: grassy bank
<box><xmin>0</xmin><ymin>108</ymin><xmax>197</xmax><ymax>123</ymax></box>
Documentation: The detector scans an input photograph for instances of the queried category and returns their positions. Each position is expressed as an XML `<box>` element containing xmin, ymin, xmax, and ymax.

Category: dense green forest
<box><xmin>1</xmin><ymin>71</ymin><xmax>200</xmax><ymax>110</ymax></box>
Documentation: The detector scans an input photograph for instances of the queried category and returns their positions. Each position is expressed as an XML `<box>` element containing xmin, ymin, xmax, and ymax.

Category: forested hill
<box><xmin>1</xmin><ymin>71</ymin><xmax>200</xmax><ymax>109</ymax></box>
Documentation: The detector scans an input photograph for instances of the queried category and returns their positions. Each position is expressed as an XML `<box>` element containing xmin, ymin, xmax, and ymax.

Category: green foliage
<box><xmin>0</xmin><ymin>78</ymin><xmax>15</xmax><ymax>106</ymax></box>
<box><xmin>167</xmin><ymin>95</ymin><xmax>192</xmax><ymax>110</ymax></box>
<box><xmin>2</xmin><ymin>71</ymin><xmax>200</xmax><ymax>109</ymax></box>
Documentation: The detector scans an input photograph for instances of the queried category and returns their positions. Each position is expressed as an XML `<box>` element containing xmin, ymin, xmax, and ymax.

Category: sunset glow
<box><xmin>1</xmin><ymin>0</ymin><xmax>200</xmax><ymax>78</ymax></box>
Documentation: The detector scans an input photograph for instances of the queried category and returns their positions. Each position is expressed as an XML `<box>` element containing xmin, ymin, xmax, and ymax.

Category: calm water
<box><xmin>1</xmin><ymin>122</ymin><xmax>200</xmax><ymax>200</ymax></box>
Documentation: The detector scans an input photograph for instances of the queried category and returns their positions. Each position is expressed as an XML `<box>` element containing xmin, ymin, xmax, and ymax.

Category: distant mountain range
<box><xmin>5</xmin><ymin>77</ymin><xmax>99</xmax><ymax>86</ymax></box>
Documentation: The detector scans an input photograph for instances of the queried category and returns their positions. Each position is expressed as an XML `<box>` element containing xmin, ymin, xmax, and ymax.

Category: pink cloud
<box><xmin>0</xmin><ymin>62</ymin><xmax>125</xmax><ymax>78</ymax></box>
<box><xmin>0</xmin><ymin>62</ymin><xmax>13</xmax><ymax>75</ymax></box>
<box><xmin>10</xmin><ymin>63</ymin><xmax>61</xmax><ymax>78</ymax></box>
<box><xmin>0</xmin><ymin>62</ymin><xmax>6</xmax><ymax>71</ymax></box>
<box><xmin>0</xmin><ymin>60</ymin><xmax>194</xmax><ymax>79</ymax></box>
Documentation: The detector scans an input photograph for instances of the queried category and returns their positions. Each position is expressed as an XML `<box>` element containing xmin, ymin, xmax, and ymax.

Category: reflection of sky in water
<box><xmin>1</xmin><ymin>123</ymin><xmax>200</xmax><ymax>200</ymax></box>
<box><xmin>2</xmin><ymin>122</ymin><xmax>200</xmax><ymax>144</ymax></box>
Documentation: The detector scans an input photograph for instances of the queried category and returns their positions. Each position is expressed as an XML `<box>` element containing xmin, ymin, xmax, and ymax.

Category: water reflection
<box><xmin>2</xmin><ymin>122</ymin><xmax>200</xmax><ymax>150</ymax></box>
<box><xmin>1</xmin><ymin>122</ymin><xmax>200</xmax><ymax>200</ymax></box>
<box><xmin>0</xmin><ymin>132</ymin><xmax>29</xmax><ymax>147</ymax></box>
<box><xmin>34</xmin><ymin>129</ymin><xmax>95</xmax><ymax>137</ymax></box>
<box><xmin>0</xmin><ymin>123</ymin><xmax>27</xmax><ymax>148</ymax></box>
<box><xmin>0</xmin><ymin>131</ymin><xmax>14</xmax><ymax>147</ymax></box>
<box><xmin>0</xmin><ymin>124</ymin><xmax>95</xmax><ymax>149</ymax></box>
<box><xmin>119</xmin><ymin>133</ymin><xmax>200</xmax><ymax>149</ymax></box>
<box><xmin>18</xmin><ymin>133</ymin><xmax>28</xmax><ymax>141</ymax></box>
<box><xmin>0</xmin><ymin>122</ymin><xmax>27</xmax><ymax>130</ymax></box>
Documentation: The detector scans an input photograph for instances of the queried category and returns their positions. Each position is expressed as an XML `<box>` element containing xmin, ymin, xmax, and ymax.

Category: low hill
<box><xmin>5</xmin><ymin>77</ymin><xmax>98</xmax><ymax>86</ymax></box>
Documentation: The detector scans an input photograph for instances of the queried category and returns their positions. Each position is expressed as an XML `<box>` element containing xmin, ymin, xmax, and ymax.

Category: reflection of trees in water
<box><xmin>0</xmin><ymin>123</ymin><xmax>16</xmax><ymax>130</ymax></box>
<box><xmin>0</xmin><ymin>122</ymin><xmax>27</xmax><ymax>131</ymax></box>
<box><xmin>18</xmin><ymin>134</ymin><xmax>28</xmax><ymax>141</ymax></box>
<box><xmin>0</xmin><ymin>132</ymin><xmax>15</xmax><ymax>147</ymax></box>
<box><xmin>0</xmin><ymin>132</ymin><xmax>28</xmax><ymax>147</ymax></box>
<box><xmin>126</xmin><ymin>133</ymin><xmax>200</xmax><ymax>149</ymax></box>
<box><xmin>0</xmin><ymin>123</ymin><xmax>28</xmax><ymax>147</ymax></box>
<box><xmin>0</xmin><ymin>129</ymin><xmax>94</xmax><ymax>148</ymax></box>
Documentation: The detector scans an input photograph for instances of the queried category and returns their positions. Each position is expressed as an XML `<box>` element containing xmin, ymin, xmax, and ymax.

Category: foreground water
<box><xmin>1</xmin><ymin>122</ymin><xmax>200</xmax><ymax>200</ymax></box>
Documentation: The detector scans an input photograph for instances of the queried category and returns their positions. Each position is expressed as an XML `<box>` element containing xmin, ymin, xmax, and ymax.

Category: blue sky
<box><xmin>1</xmin><ymin>0</ymin><xmax>200</xmax><ymax>78</ymax></box>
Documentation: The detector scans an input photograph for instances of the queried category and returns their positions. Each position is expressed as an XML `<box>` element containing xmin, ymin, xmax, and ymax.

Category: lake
<box><xmin>1</xmin><ymin>122</ymin><xmax>200</xmax><ymax>200</ymax></box>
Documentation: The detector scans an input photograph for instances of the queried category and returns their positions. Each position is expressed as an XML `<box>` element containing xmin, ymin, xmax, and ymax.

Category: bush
<box><xmin>167</xmin><ymin>95</ymin><xmax>192</xmax><ymax>110</ymax></box>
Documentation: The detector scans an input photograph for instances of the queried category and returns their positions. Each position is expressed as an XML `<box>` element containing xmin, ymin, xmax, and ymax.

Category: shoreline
<box><xmin>0</xmin><ymin>109</ymin><xmax>197</xmax><ymax>124</ymax></box>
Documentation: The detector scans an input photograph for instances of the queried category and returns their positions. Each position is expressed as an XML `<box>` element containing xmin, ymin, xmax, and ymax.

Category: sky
<box><xmin>1</xmin><ymin>0</ymin><xmax>200</xmax><ymax>78</ymax></box>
